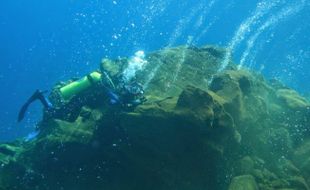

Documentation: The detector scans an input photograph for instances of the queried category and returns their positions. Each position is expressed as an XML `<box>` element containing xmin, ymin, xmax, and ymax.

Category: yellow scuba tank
<box><xmin>59</xmin><ymin>71</ymin><xmax>102</xmax><ymax>101</ymax></box>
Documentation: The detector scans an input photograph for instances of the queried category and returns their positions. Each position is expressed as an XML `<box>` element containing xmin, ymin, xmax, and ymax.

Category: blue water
<box><xmin>0</xmin><ymin>0</ymin><xmax>309</xmax><ymax>142</ymax></box>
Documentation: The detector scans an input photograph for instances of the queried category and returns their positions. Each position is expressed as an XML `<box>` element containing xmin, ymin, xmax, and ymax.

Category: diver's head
<box><xmin>100</xmin><ymin>58</ymin><xmax>121</xmax><ymax>77</ymax></box>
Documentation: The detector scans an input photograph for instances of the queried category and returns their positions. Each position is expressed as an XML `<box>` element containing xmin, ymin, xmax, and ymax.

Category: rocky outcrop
<box><xmin>228</xmin><ymin>175</ymin><xmax>258</xmax><ymax>190</ymax></box>
<box><xmin>0</xmin><ymin>45</ymin><xmax>309</xmax><ymax>190</ymax></box>
<box><xmin>136</xmin><ymin>45</ymin><xmax>232</xmax><ymax>97</ymax></box>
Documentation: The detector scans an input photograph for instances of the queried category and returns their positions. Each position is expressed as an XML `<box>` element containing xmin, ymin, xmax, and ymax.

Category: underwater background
<box><xmin>0</xmin><ymin>0</ymin><xmax>309</xmax><ymax>142</ymax></box>
<box><xmin>1</xmin><ymin>1</ymin><xmax>310</xmax><ymax>190</ymax></box>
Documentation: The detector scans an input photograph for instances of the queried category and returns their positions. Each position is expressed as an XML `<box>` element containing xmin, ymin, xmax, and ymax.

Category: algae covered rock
<box><xmin>122</xmin><ymin>85</ymin><xmax>238</xmax><ymax>153</ymax></box>
<box><xmin>0</xmin><ymin>86</ymin><xmax>237</xmax><ymax>189</ymax></box>
<box><xmin>175</xmin><ymin>85</ymin><xmax>235</xmax><ymax>140</ymax></box>
<box><xmin>276</xmin><ymin>89</ymin><xmax>309</xmax><ymax>110</ymax></box>
<box><xmin>235</xmin><ymin>156</ymin><xmax>255</xmax><ymax>175</ymax></box>
<box><xmin>136</xmin><ymin>45</ymin><xmax>232</xmax><ymax>97</ymax></box>
<box><xmin>209</xmin><ymin>69</ymin><xmax>272</xmax><ymax>123</ymax></box>
<box><xmin>0</xmin><ymin>143</ymin><xmax>23</xmax><ymax>165</ymax></box>
<box><xmin>112</xmin><ymin>85</ymin><xmax>239</xmax><ymax>189</ymax></box>
<box><xmin>228</xmin><ymin>175</ymin><xmax>258</xmax><ymax>190</ymax></box>
<box><xmin>0</xmin><ymin>45</ymin><xmax>310</xmax><ymax>190</ymax></box>
<box><xmin>293</xmin><ymin>140</ymin><xmax>310</xmax><ymax>186</ymax></box>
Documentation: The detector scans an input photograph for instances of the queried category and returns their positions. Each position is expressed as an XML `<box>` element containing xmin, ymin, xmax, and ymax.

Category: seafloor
<box><xmin>0</xmin><ymin>45</ymin><xmax>309</xmax><ymax>190</ymax></box>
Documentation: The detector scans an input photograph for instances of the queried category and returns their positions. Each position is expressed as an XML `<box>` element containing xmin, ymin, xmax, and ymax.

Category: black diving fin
<box><xmin>17</xmin><ymin>90</ymin><xmax>48</xmax><ymax>122</ymax></box>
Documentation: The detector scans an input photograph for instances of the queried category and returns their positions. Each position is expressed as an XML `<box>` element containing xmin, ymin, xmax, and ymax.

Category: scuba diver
<box><xmin>18</xmin><ymin>58</ymin><xmax>146</xmax><ymax>123</ymax></box>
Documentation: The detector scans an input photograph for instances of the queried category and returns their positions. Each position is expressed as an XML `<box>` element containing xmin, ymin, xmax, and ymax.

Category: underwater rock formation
<box><xmin>0</xmin><ymin>45</ymin><xmax>309</xmax><ymax>190</ymax></box>
<box><xmin>228</xmin><ymin>175</ymin><xmax>259</xmax><ymax>190</ymax></box>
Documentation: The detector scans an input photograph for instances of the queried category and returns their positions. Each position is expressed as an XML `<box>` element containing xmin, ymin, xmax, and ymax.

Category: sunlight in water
<box><xmin>167</xmin><ymin>1</ymin><xmax>204</xmax><ymax>47</ymax></box>
<box><xmin>239</xmin><ymin>0</ymin><xmax>306</xmax><ymax>69</ymax></box>
<box><xmin>220</xmin><ymin>0</ymin><xmax>280</xmax><ymax>71</ymax></box>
